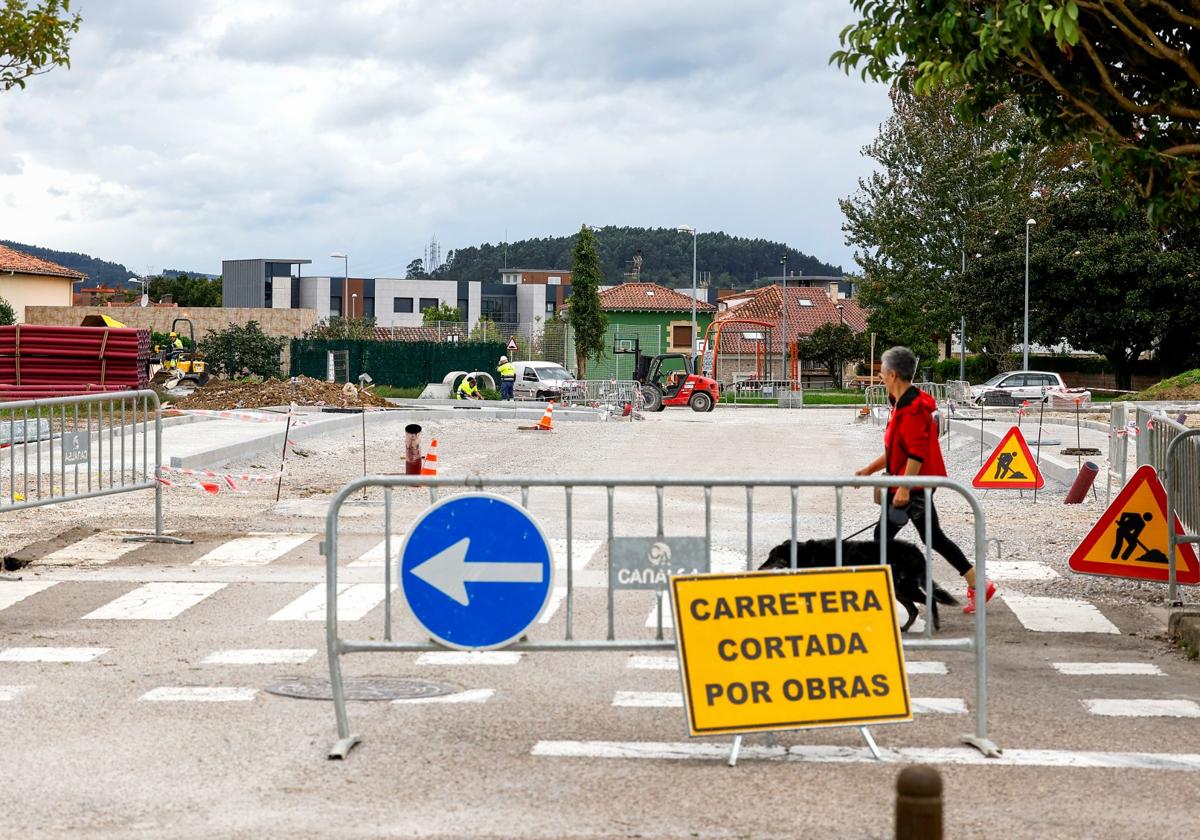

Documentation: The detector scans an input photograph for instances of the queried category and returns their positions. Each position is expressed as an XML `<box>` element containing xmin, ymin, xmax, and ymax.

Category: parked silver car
<box><xmin>970</xmin><ymin>370</ymin><xmax>1066</xmax><ymax>404</ymax></box>
<box><xmin>512</xmin><ymin>361</ymin><xmax>573</xmax><ymax>400</ymax></box>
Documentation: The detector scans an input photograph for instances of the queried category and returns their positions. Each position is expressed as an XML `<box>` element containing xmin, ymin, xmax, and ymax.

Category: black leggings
<box><xmin>874</xmin><ymin>490</ymin><xmax>973</xmax><ymax>577</ymax></box>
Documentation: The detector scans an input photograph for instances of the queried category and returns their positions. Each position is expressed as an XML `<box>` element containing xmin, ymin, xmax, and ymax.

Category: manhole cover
<box><xmin>265</xmin><ymin>676</ymin><xmax>459</xmax><ymax>701</ymax></box>
<box><xmin>1062</xmin><ymin>447</ymin><xmax>1103</xmax><ymax>456</ymax></box>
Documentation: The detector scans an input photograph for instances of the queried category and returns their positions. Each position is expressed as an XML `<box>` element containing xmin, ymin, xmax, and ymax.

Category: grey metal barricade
<box><xmin>864</xmin><ymin>385</ymin><xmax>889</xmax><ymax>426</ymax></box>
<box><xmin>558</xmin><ymin>379</ymin><xmax>640</xmax><ymax>413</ymax></box>
<box><xmin>944</xmin><ymin>380</ymin><xmax>972</xmax><ymax>406</ymax></box>
<box><xmin>322</xmin><ymin>473</ymin><xmax>994</xmax><ymax>761</ymax></box>
<box><xmin>1164</xmin><ymin>427</ymin><xmax>1200</xmax><ymax>606</ymax></box>
<box><xmin>0</xmin><ymin>390</ymin><xmax>188</xmax><ymax>544</ymax></box>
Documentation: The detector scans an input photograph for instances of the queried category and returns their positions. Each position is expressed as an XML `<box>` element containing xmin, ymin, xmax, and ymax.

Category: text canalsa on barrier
<box><xmin>671</xmin><ymin>567</ymin><xmax>912</xmax><ymax>736</ymax></box>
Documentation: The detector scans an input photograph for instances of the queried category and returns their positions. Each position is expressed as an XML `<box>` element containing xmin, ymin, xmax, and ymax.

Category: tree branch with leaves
<box><xmin>0</xmin><ymin>0</ymin><xmax>79</xmax><ymax>91</ymax></box>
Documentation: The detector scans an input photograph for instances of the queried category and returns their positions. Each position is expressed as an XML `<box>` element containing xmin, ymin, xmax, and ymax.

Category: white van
<box><xmin>512</xmin><ymin>361</ymin><xmax>573</xmax><ymax>401</ymax></box>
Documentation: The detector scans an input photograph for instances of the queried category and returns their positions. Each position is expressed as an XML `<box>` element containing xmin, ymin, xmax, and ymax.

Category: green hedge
<box><xmin>932</xmin><ymin>355</ymin><xmax>997</xmax><ymax>383</ymax></box>
<box><xmin>932</xmin><ymin>353</ymin><xmax>1161</xmax><ymax>383</ymax></box>
<box><xmin>289</xmin><ymin>339</ymin><xmax>507</xmax><ymax>388</ymax></box>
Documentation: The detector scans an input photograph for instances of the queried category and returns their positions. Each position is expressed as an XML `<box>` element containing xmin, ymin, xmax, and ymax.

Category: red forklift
<box><xmin>616</xmin><ymin>337</ymin><xmax>720</xmax><ymax>412</ymax></box>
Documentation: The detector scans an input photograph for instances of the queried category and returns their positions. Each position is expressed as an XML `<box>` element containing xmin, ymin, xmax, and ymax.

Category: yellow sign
<box><xmin>670</xmin><ymin>567</ymin><xmax>911</xmax><ymax>736</ymax></box>
<box><xmin>972</xmin><ymin>425</ymin><xmax>1044</xmax><ymax>490</ymax></box>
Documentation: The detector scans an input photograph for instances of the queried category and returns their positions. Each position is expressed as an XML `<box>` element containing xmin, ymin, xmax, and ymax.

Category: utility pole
<box><xmin>779</xmin><ymin>255</ymin><xmax>788</xmax><ymax>383</ymax></box>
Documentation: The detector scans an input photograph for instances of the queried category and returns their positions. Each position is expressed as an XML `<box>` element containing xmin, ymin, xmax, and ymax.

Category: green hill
<box><xmin>1</xmin><ymin>240</ymin><xmax>134</xmax><ymax>286</ymax></box>
<box><xmin>435</xmin><ymin>226</ymin><xmax>842</xmax><ymax>287</ymax></box>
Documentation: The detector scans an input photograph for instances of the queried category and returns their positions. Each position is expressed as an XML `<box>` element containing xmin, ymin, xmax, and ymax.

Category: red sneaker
<box><xmin>963</xmin><ymin>580</ymin><xmax>997</xmax><ymax>614</ymax></box>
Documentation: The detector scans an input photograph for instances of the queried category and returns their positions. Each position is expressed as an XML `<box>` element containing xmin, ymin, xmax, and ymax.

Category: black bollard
<box><xmin>895</xmin><ymin>765</ymin><xmax>943</xmax><ymax>840</ymax></box>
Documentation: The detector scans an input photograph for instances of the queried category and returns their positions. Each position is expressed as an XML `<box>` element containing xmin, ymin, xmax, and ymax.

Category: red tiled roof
<box><xmin>597</xmin><ymin>282</ymin><xmax>716</xmax><ymax>313</ymax></box>
<box><xmin>373</xmin><ymin>325</ymin><xmax>468</xmax><ymax>342</ymax></box>
<box><xmin>716</xmin><ymin>285</ymin><xmax>867</xmax><ymax>352</ymax></box>
<box><xmin>0</xmin><ymin>244</ymin><xmax>85</xmax><ymax>280</ymax></box>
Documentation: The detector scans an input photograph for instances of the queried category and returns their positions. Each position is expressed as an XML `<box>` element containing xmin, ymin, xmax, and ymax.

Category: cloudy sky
<box><xmin>0</xmin><ymin>1</ymin><xmax>889</xmax><ymax>278</ymax></box>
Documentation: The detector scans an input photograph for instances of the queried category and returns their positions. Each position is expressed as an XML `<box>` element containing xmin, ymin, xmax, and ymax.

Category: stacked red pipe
<box><xmin>0</xmin><ymin>325</ymin><xmax>152</xmax><ymax>401</ymax></box>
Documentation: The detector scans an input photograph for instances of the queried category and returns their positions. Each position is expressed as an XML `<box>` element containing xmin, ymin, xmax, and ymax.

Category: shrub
<box><xmin>198</xmin><ymin>321</ymin><xmax>286</xmax><ymax>378</ymax></box>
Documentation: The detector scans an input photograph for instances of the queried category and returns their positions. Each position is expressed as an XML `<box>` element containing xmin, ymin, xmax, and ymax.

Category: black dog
<box><xmin>760</xmin><ymin>539</ymin><xmax>958</xmax><ymax>632</ymax></box>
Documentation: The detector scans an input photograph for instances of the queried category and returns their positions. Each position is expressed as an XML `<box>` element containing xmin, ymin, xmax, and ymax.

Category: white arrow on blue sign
<box><xmin>400</xmin><ymin>493</ymin><xmax>552</xmax><ymax>649</ymax></box>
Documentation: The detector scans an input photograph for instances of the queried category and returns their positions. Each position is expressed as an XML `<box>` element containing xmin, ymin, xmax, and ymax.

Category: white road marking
<box><xmin>0</xmin><ymin>647</ymin><xmax>107</xmax><ymax>663</ymax></box>
<box><xmin>912</xmin><ymin>697</ymin><xmax>967</xmax><ymax>714</ymax></box>
<box><xmin>83</xmin><ymin>582</ymin><xmax>226</xmax><ymax>620</ymax></box>
<box><xmin>194</xmin><ymin>533</ymin><xmax>314</xmax><ymax>567</ymax></box>
<box><xmin>984</xmin><ymin>561</ymin><xmax>1061</xmax><ymax>581</ymax></box>
<box><xmin>39</xmin><ymin>532</ymin><xmax>144</xmax><ymax>566</ymax></box>
<box><xmin>1001</xmin><ymin>591</ymin><xmax>1120</xmax><ymax>634</ymax></box>
<box><xmin>0</xmin><ymin>581</ymin><xmax>58</xmax><ymax>613</ymax></box>
<box><xmin>1054</xmin><ymin>662</ymin><xmax>1164</xmax><ymax>676</ymax></box>
<box><xmin>202</xmin><ymin>649</ymin><xmax>317</xmax><ymax>665</ymax></box>
<box><xmin>906</xmin><ymin>661</ymin><xmax>948</xmax><ymax>675</ymax></box>
<box><xmin>644</xmin><ymin>596</ymin><xmax>674</xmax><ymax>629</ymax></box>
<box><xmin>549</xmin><ymin>539</ymin><xmax>601</xmax><ymax>570</ymax></box>
<box><xmin>348</xmin><ymin>537</ymin><xmax>405</xmax><ymax>568</ymax></box>
<box><xmin>531</xmin><ymin>740</ymin><xmax>1200</xmax><ymax>771</ymax></box>
<box><xmin>391</xmin><ymin>688</ymin><xmax>494</xmax><ymax>705</ymax></box>
<box><xmin>0</xmin><ymin>685</ymin><xmax>31</xmax><ymax>701</ymax></box>
<box><xmin>628</xmin><ymin>655</ymin><xmax>678</xmax><ymax>671</ymax></box>
<box><xmin>269</xmin><ymin>583</ymin><xmax>393</xmax><ymax>621</ymax></box>
<box><xmin>613</xmin><ymin>691</ymin><xmax>683</xmax><ymax>708</ymax></box>
<box><xmin>416</xmin><ymin>651</ymin><xmax>522</xmax><ymax>666</ymax></box>
<box><xmin>1084</xmin><ymin>699</ymin><xmax>1200</xmax><ymax>718</ymax></box>
<box><xmin>140</xmin><ymin>686</ymin><xmax>258</xmax><ymax>702</ymax></box>
<box><xmin>538</xmin><ymin>586</ymin><xmax>567</xmax><ymax>624</ymax></box>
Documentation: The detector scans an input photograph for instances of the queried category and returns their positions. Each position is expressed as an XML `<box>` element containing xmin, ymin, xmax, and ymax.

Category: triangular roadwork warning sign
<box><xmin>1068</xmin><ymin>465</ymin><xmax>1199</xmax><ymax>585</ymax></box>
<box><xmin>972</xmin><ymin>426</ymin><xmax>1045</xmax><ymax>490</ymax></box>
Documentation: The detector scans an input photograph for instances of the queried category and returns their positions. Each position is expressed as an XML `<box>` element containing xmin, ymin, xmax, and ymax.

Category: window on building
<box><xmin>670</xmin><ymin>322</ymin><xmax>693</xmax><ymax>351</ymax></box>
<box><xmin>458</xmin><ymin>298</ymin><xmax>469</xmax><ymax>320</ymax></box>
<box><xmin>481</xmin><ymin>296</ymin><xmax>517</xmax><ymax>323</ymax></box>
<box><xmin>393</xmin><ymin>297</ymin><xmax>414</xmax><ymax>313</ymax></box>
<box><xmin>363</xmin><ymin>297</ymin><xmax>375</xmax><ymax>317</ymax></box>
<box><xmin>546</xmin><ymin>302</ymin><xmax>556</xmax><ymax>316</ymax></box>
<box><xmin>502</xmin><ymin>273</ymin><xmax>519</xmax><ymax>285</ymax></box>
<box><xmin>330</xmin><ymin>295</ymin><xmax>342</xmax><ymax>317</ymax></box>
<box><xmin>419</xmin><ymin>297</ymin><xmax>439</xmax><ymax>313</ymax></box>
<box><xmin>547</xmin><ymin>276</ymin><xmax>561</xmax><ymax>285</ymax></box>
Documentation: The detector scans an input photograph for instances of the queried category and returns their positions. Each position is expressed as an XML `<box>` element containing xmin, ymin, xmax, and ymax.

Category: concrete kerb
<box><xmin>1168</xmin><ymin>608</ymin><xmax>1200</xmax><ymax>656</ymax></box>
<box><xmin>948</xmin><ymin>418</ymin><xmax>1082</xmax><ymax>487</ymax></box>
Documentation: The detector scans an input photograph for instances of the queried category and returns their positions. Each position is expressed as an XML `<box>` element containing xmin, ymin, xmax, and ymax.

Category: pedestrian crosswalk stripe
<box><xmin>906</xmin><ymin>661</ymin><xmax>948</xmax><ymax>675</ymax></box>
<box><xmin>83</xmin><ymin>582</ymin><xmax>227</xmax><ymax>620</ymax></box>
<box><xmin>194</xmin><ymin>533</ymin><xmax>314</xmax><ymax>567</ymax></box>
<box><xmin>1054</xmin><ymin>662</ymin><xmax>1164</xmax><ymax>676</ymax></box>
<box><xmin>269</xmin><ymin>583</ymin><xmax>392</xmax><ymax>621</ymax></box>
<box><xmin>532</xmin><ymin>740</ymin><xmax>1200</xmax><ymax>771</ymax></box>
<box><xmin>348</xmin><ymin>537</ymin><xmax>405</xmax><ymax>567</ymax></box>
<box><xmin>537</xmin><ymin>586</ymin><xmax>567</xmax><ymax>624</ymax></box>
<box><xmin>613</xmin><ymin>690</ymin><xmax>682</xmax><ymax>708</ymax></box>
<box><xmin>627</xmin><ymin>655</ymin><xmax>678</xmax><ymax>671</ymax></box>
<box><xmin>416</xmin><ymin>651</ymin><xmax>522</xmax><ymax>666</ymax></box>
<box><xmin>1084</xmin><ymin>699</ymin><xmax>1200</xmax><ymax>718</ymax></box>
<box><xmin>202</xmin><ymin>649</ymin><xmax>317</xmax><ymax>665</ymax></box>
<box><xmin>0</xmin><ymin>581</ymin><xmax>58</xmax><ymax>613</ymax></box>
<box><xmin>911</xmin><ymin>697</ymin><xmax>967</xmax><ymax>714</ymax></box>
<box><xmin>0</xmin><ymin>647</ymin><xmax>107</xmax><ymax>663</ymax></box>
<box><xmin>391</xmin><ymin>688</ymin><xmax>494</xmax><ymax>705</ymax></box>
<box><xmin>0</xmin><ymin>685</ymin><xmax>31</xmax><ymax>701</ymax></box>
<box><xmin>140</xmin><ymin>686</ymin><xmax>259</xmax><ymax>702</ymax></box>
<box><xmin>549</xmin><ymin>539</ymin><xmax>601</xmax><ymax>570</ymax></box>
<box><xmin>39</xmin><ymin>531</ymin><xmax>144</xmax><ymax>566</ymax></box>
<box><xmin>985</xmin><ymin>561</ymin><xmax>1061</xmax><ymax>581</ymax></box>
<box><xmin>1001</xmin><ymin>591</ymin><xmax>1120</xmax><ymax>634</ymax></box>
<box><xmin>644</xmin><ymin>597</ymin><xmax>674</xmax><ymax>629</ymax></box>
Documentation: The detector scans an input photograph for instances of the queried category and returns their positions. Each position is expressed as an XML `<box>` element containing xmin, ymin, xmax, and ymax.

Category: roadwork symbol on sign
<box><xmin>400</xmin><ymin>493</ymin><xmax>552</xmax><ymax>649</ymax></box>
<box><xmin>972</xmin><ymin>425</ymin><xmax>1044</xmax><ymax>490</ymax></box>
<box><xmin>1068</xmin><ymin>465</ymin><xmax>1199</xmax><ymax>585</ymax></box>
<box><xmin>507</xmin><ymin>336</ymin><xmax>518</xmax><ymax>353</ymax></box>
<box><xmin>670</xmin><ymin>567</ymin><xmax>911</xmax><ymax>736</ymax></box>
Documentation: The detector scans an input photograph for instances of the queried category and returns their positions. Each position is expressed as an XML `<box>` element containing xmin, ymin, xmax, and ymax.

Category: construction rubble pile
<box><xmin>0</xmin><ymin>324</ymin><xmax>150</xmax><ymax>400</ymax></box>
<box><xmin>166</xmin><ymin>376</ymin><xmax>392</xmax><ymax>410</ymax></box>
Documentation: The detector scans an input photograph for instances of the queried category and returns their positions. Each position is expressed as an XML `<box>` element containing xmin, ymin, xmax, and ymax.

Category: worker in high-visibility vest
<box><xmin>166</xmin><ymin>331</ymin><xmax>184</xmax><ymax>368</ymax></box>
<box><xmin>497</xmin><ymin>355</ymin><xmax>516</xmax><ymax>400</ymax></box>
<box><xmin>456</xmin><ymin>375</ymin><xmax>482</xmax><ymax>401</ymax></box>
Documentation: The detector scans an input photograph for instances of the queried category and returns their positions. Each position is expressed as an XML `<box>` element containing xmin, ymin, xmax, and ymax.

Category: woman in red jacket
<box><xmin>855</xmin><ymin>346</ymin><xmax>996</xmax><ymax>614</ymax></box>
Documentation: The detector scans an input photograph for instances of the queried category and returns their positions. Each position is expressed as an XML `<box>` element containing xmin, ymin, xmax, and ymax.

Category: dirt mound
<box><xmin>167</xmin><ymin>376</ymin><xmax>392</xmax><ymax>410</ymax></box>
<box><xmin>1132</xmin><ymin>370</ymin><xmax>1200</xmax><ymax>401</ymax></box>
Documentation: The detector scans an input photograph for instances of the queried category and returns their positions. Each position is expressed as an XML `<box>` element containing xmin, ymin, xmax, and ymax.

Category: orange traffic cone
<box><xmin>536</xmin><ymin>401</ymin><xmax>554</xmax><ymax>431</ymax></box>
<box><xmin>421</xmin><ymin>438</ymin><xmax>439</xmax><ymax>476</ymax></box>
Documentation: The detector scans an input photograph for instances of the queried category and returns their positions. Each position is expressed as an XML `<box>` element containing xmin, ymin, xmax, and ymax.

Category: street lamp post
<box><xmin>330</xmin><ymin>251</ymin><xmax>349</xmax><ymax>318</ymax></box>
<box><xmin>1023</xmin><ymin>219</ymin><xmax>1035</xmax><ymax>370</ymax></box>
<box><xmin>676</xmin><ymin>225</ymin><xmax>698</xmax><ymax>355</ymax></box>
<box><xmin>779</xmin><ymin>256</ymin><xmax>788</xmax><ymax>383</ymax></box>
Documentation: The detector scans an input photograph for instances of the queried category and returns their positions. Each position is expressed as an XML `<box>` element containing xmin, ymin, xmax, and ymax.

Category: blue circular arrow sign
<box><xmin>400</xmin><ymin>493</ymin><xmax>552</xmax><ymax>650</ymax></box>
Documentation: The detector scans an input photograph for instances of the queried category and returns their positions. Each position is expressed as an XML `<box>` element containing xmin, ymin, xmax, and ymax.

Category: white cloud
<box><xmin>0</xmin><ymin>0</ymin><xmax>889</xmax><ymax>277</ymax></box>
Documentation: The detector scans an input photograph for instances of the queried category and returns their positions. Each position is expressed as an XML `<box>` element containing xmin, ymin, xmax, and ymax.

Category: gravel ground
<box><xmin>1</xmin><ymin>406</ymin><xmax>1179</xmax><ymax>615</ymax></box>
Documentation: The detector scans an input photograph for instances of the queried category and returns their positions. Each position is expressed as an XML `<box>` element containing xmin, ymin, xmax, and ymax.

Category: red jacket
<box><xmin>883</xmin><ymin>386</ymin><xmax>946</xmax><ymax>480</ymax></box>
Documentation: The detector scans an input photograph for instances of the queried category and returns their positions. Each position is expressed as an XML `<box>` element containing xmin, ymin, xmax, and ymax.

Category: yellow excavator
<box><xmin>154</xmin><ymin>318</ymin><xmax>209</xmax><ymax>388</ymax></box>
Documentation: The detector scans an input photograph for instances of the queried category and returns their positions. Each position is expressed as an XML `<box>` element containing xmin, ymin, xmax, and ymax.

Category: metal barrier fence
<box><xmin>0</xmin><ymin>390</ymin><xmax>188</xmax><ymax>543</ymax></box>
<box><xmin>558</xmin><ymin>379</ymin><xmax>640</xmax><ymax>413</ymax></box>
<box><xmin>1166</xmin><ymin>428</ymin><xmax>1200</xmax><ymax>605</ymax></box>
<box><xmin>723</xmin><ymin>379</ymin><xmax>802</xmax><ymax>403</ymax></box>
<box><xmin>322</xmin><ymin>473</ymin><xmax>995</xmax><ymax>760</ymax></box>
<box><xmin>944</xmin><ymin>380</ymin><xmax>972</xmax><ymax>406</ymax></box>
<box><xmin>1107</xmin><ymin>401</ymin><xmax>1131</xmax><ymax>496</ymax></box>
<box><xmin>864</xmin><ymin>385</ymin><xmax>889</xmax><ymax>426</ymax></box>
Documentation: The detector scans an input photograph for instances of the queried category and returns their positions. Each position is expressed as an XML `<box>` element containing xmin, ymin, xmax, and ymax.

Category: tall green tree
<box><xmin>834</xmin><ymin>0</ymin><xmax>1200</xmax><ymax>225</ymax></box>
<box><xmin>0</xmin><ymin>0</ymin><xmax>79</xmax><ymax>90</ymax></box>
<box><xmin>0</xmin><ymin>293</ymin><xmax>14</xmax><ymax>325</ymax></box>
<box><xmin>960</xmin><ymin>175</ymin><xmax>1200</xmax><ymax>389</ymax></box>
<box><xmin>840</xmin><ymin>82</ymin><xmax>1057</xmax><ymax>362</ymax></box>
<box><xmin>799</xmin><ymin>323</ymin><xmax>865</xmax><ymax>389</ymax></box>
<box><xmin>567</xmin><ymin>225</ymin><xmax>608</xmax><ymax>378</ymax></box>
<box><xmin>146</xmin><ymin>273</ymin><xmax>222</xmax><ymax>308</ymax></box>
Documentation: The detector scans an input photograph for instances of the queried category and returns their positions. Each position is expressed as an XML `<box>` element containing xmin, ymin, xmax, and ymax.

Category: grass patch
<box><xmin>372</xmin><ymin>385</ymin><xmax>426</xmax><ymax>399</ymax></box>
<box><xmin>722</xmin><ymin>390</ymin><xmax>864</xmax><ymax>406</ymax></box>
<box><xmin>1132</xmin><ymin>369</ymin><xmax>1200</xmax><ymax>401</ymax></box>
